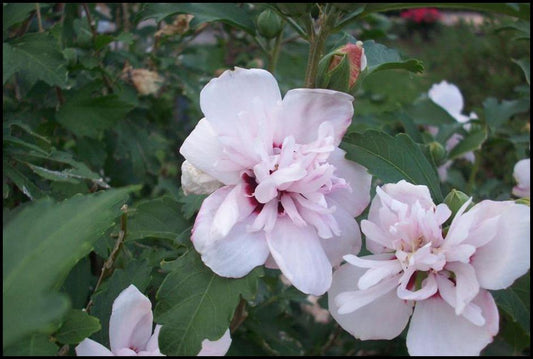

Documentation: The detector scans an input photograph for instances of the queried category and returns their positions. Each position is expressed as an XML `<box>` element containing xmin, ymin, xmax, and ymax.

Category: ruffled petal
<box><xmin>197</xmin><ymin>329</ymin><xmax>232</xmax><ymax>356</ymax></box>
<box><xmin>199</xmin><ymin>67</ymin><xmax>282</xmax><ymax>137</ymax></box>
<box><xmin>192</xmin><ymin>185</ymin><xmax>256</xmax><ymax>253</ymax></box>
<box><xmin>201</xmin><ymin>215</ymin><xmax>270</xmax><ymax>278</ymax></box>
<box><xmin>275</xmin><ymin>88</ymin><xmax>354</xmax><ymax>146</ymax></box>
<box><xmin>445</xmin><ymin>262</ymin><xmax>479</xmax><ymax>315</ymax></box>
<box><xmin>327</xmin><ymin>148</ymin><xmax>372</xmax><ymax>217</ymax></box>
<box><xmin>471</xmin><ymin>202</ymin><xmax>530</xmax><ymax>290</ymax></box>
<box><xmin>328</xmin><ymin>264</ymin><xmax>413</xmax><ymax>340</ymax></box>
<box><xmin>406</xmin><ymin>295</ymin><xmax>495</xmax><ymax>356</ymax></box>
<box><xmin>75</xmin><ymin>338</ymin><xmax>113</xmax><ymax>356</ymax></box>
<box><xmin>266</xmin><ymin>217</ymin><xmax>332</xmax><ymax>295</ymax></box>
<box><xmin>109</xmin><ymin>285</ymin><xmax>154</xmax><ymax>354</ymax></box>
<box><xmin>319</xmin><ymin>200</ymin><xmax>362</xmax><ymax>267</ymax></box>
<box><xmin>179</xmin><ymin>118</ymin><xmax>242</xmax><ymax>185</ymax></box>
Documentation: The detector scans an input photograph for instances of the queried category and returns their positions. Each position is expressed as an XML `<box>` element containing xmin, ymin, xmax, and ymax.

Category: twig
<box><xmin>229</xmin><ymin>298</ymin><xmax>248</xmax><ymax>334</ymax></box>
<box><xmin>35</xmin><ymin>3</ymin><xmax>44</xmax><ymax>32</ymax></box>
<box><xmin>84</xmin><ymin>204</ymin><xmax>129</xmax><ymax>313</ymax></box>
<box><xmin>82</xmin><ymin>3</ymin><xmax>97</xmax><ymax>39</ymax></box>
<box><xmin>320</xmin><ymin>323</ymin><xmax>342</xmax><ymax>355</ymax></box>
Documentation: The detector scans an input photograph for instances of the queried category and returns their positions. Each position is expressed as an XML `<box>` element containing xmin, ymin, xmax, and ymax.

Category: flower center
<box><xmin>241</xmin><ymin>127</ymin><xmax>349</xmax><ymax>238</ymax></box>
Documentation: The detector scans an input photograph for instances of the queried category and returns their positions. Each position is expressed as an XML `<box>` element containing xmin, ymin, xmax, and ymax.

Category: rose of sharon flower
<box><xmin>179</xmin><ymin>67</ymin><xmax>372</xmax><ymax>296</ymax></box>
<box><xmin>328</xmin><ymin>180</ymin><xmax>530</xmax><ymax>356</ymax></box>
<box><xmin>513</xmin><ymin>158</ymin><xmax>530</xmax><ymax>198</ymax></box>
<box><xmin>76</xmin><ymin>285</ymin><xmax>231</xmax><ymax>356</ymax></box>
<box><xmin>427</xmin><ymin>81</ymin><xmax>478</xmax><ymax>181</ymax></box>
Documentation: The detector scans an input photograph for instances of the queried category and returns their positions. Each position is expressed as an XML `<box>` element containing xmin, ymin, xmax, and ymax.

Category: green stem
<box><xmin>303</xmin><ymin>5</ymin><xmax>337</xmax><ymax>88</ymax></box>
<box><xmin>268</xmin><ymin>27</ymin><xmax>284</xmax><ymax>74</ymax></box>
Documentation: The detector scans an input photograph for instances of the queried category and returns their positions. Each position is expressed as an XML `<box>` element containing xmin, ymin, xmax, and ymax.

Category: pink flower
<box><xmin>179</xmin><ymin>67</ymin><xmax>372</xmax><ymax>295</ymax></box>
<box><xmin>401</xmin><ymin>8</ymin><xmax>441</xmax><ymax>24</ymax></box>
<box><xmin>75</xmin><ymin>285</ymin><xmax>232</xmax><ymax>356</ymax></box>
<box><xmin>328</xmin><ymin>180</ymin><xmax>530</xmax><ymax>356</ymax></box>
<box><xmin>512</xmin><ymin>158</ymin><xmax>530</xmax><ymax>198</ymax></box>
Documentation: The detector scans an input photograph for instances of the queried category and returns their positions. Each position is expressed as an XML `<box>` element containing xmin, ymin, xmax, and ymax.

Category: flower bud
<box><xmin>428</xmin><ymin>141</ymin><xmax>446</xmax><ymax>165</ymax></box>
<box><xmin>443</xmin><ymin>189</ymin><xmax>472</xmax><ymax>218</ymax></box>
<box><xmin>256</xmin><ymin>9</ymin><xmax>283</xmax><ymax>39</ymax></box>
<box><xmin>317</xmin><ymin>41</ymin><xmax>367</xmax><ymax>93</ymax></box>
<box><xmin>181</xmin><ymin>160</ymin><xmax>223</xmax><ymax>195</ymax></box>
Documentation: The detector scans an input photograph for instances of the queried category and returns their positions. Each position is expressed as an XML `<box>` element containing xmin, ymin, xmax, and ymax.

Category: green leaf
<box><xmin>155</xmin><ymin>250</ymin><xmax>262</xmax><ymax>356</ymax></box>
<box><xmin>3</xmin><ymin>187</ymin><xmax>135</xmax><ymax>348</ymax></box>
<box><xmin>482</xmin><ymin>97</ymin><xmax>530</xmax><ymax>131</ymax></box>
<box><xmin>60</xmin><ymin>256</ymin><xmax>96</xmax><ymax>309</ymax></box>
<box><xmin>89</xmin><ymin>259</ymin><xmax>152</xmax><ymax>347</ymax></box>
<box><xmin>405</xmin><ymin>96</ymin><xmax>459</xmax><ymax>127</ymax></box>
<box><xmin>177</xmin><ymin>191</ymin><xmax>207</xmax><ymax>220</ymax></box>
<box><xmin>127</xmin><ymin>196</ymin><xmax>189</xmax><ymax>241</ymax></box>
<box><xmin>2</xmin><ymin>3</ymin><xmax>35</xmax><ymax>33</ymax></box>
<box><xmin>492</xmin><ymin>273</ymin><xmax>530</xmax><ymax>335</ymax></box>
<box><xmin>447</xmin><ymin>125</ymin><xmax>488</xmax><ymax>160</ymax></box>
<box><xmin>3</xmin><ymin>333</ymin><xmax>58</xmax><ymax>356</ymax></box>
<box><xmin>3</xmin><ymin>32</ymin><xmax>68</xmax><ymax>88</ymax></box>
<box><xmin>54</xmin><ymin>310</ymin><xmax>101</xmax><ymax>345</ymax></box>
<box><xmin>512</xmin><ymin>58</ymin><xmax>530</xmax><ymax>85</ymax></box>
<box><xmin>137</xmin><ymin>3</ymin><xmax>255</xmax><ymax>35</ymax></box>
<box><xmin>363</xmin><ymin>40</ymin><xmax>424</xmax><ymax>75</ymax></box>
<box><xmin>56</xmin><ymin>90</ymin><xmax>135</xmax><ymax>138</ymax></box>
<box><xmin>341</xmin><ymin>130</ymin><xmax>443</xmax><ymax>202</ymax></box>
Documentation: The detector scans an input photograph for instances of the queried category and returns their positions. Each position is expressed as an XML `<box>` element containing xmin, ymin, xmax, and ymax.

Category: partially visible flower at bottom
<box><xmin>75</xmin><ymin>285</ymin><xmax>231</xmax><ymax>356</ymax></box>
<box><xmin>328</xmin><ymin>180</ymin><xmax>530</xmax><ymax>356</ymax></box>
<box><xmin>513</xmin><ymin>158</ymin><xmax>530</xmax><ymax>198</ymax></box>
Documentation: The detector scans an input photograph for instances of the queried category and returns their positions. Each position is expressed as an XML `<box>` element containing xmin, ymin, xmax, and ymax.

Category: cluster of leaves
<box><xmin>3</xmin><ymin>3</ymin><xmax>530</xmax><ymax>356</ymax></box>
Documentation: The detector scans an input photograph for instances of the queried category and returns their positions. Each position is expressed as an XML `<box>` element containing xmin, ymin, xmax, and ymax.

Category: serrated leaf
<box><xmin>341</xmin><ymin>130</ymin><xmax>443</xmax><ymax>202</ymax></box>
<box><xmin>2</xmin><ymin>187</ymin><xmax>135</xmax><ymax>348</ymax></box>
<box><xmin>448</xmin><ymin>125</ymin><xmax>487</xmax><ymax>160</ymax></box>
<box><xmin>155</xmin><ymin>250</ymin><xmax>262</xmax><ymax>356</ymax></box>
<box><xmin>405</xmin><ymin>97</ymin><xmax>458</xmax><ymax>127</ymax></box>
<box><xmin>3</xmin><ymin>333</ymin><xmax>58</xmax><ymax>356</ymax></box>
<box><xmin>137</xmin><ymin>3</ymin><xmax>255</xmax><ymax>35</ymax></box>
<box><xmin>177</xmin><ymin>191</ymin><xmax>207</xmax><ymax>220</ymax></box>
<box><xmin>3</xmin><ymin>32</ymin><xmax>68</xmax><ymax>87</ymax></box>
<box><xmin>483</xmin><ymin>97</ymin><xmax>530</xmax><ymax>131</ymax></box>
<box><xmin>89</xmin><ymin>259</ymin><xmax>152</xmax><ymax>347</ymax></box>
<box><xmin>54</xmin><ymin>310</ymin><xmax>101</xmax><ymax>345</ymax></box>
<box><xmin>56</xmin><ymin>91</ymin><xmax>134</xmax><ymax>138</ymax></box>
<box><xmin>127</xmin><ymin>196</ymin><xmax>189</xmax><ymax>241</ymax></box>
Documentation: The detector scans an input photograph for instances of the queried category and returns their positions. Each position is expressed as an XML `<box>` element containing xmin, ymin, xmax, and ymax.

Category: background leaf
<box><xmin>54</xmin><ymin>310</ymin><xmax>101</xmax><ymax>345</ymax></box>
<box><xmin>341</xmin><ymin>130</ymin><xmax>443</xmax><ymax>202</ymax></box>
<box><xmin>3</xmin><ymin>32</ymin><xmax>68</xmax><ymax>87</ymax></box>
<box><xmin>155</xmin><ymin>250</ymin><xmax>262</xmax><ymax>356</ymax></box>
<box><xmin>3</xmin><ymin>333</ymin><xmax>58</xmax><ymax>356</ymax></box>
<box><xmin>2</xmin><ymin>187</ymin><xmax>135</xmax><ymax>348</ymax></box>
<box><xmin>137</xmin><ymin>3</ymin><xmax>255</xmax><ymax>35</ymax></box>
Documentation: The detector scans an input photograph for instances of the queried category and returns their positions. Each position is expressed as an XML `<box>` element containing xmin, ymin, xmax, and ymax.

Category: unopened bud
<box><xmin>181</xmin><ymin>160</ymin><xmax>223</xmax><ymax>195</ymax></box>
<box><xmin>257</xmin><ymin>9</ymin><xmax>283</xmax><ymax>39</ymax></box>
<box><xmin>443</xmin><ymin>189</ymin><xmax>472</xmax><ymax>218</ymax></box>
<box><xmin>317</xmin><ymin>41</ymin><xmax>367</xmax><ymax>93</ymax></box>
<box><xmin>428</xmin><ymin>141</ymin><xmax>446</xmax><ymax>165</ymax></box>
